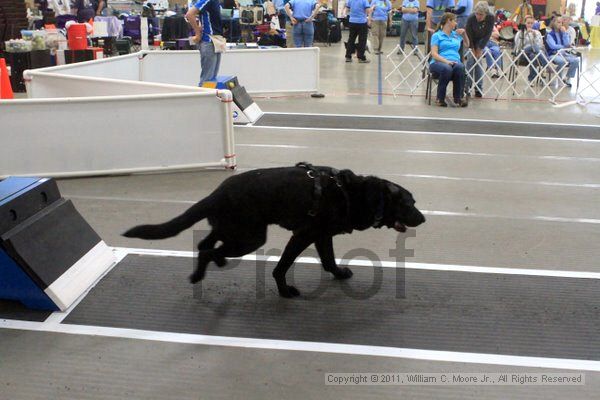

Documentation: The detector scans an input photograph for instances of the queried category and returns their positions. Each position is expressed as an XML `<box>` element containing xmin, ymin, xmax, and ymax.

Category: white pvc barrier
<box><xmin>33</xmin><ymin>53</ymin><xmax>141</xmax><ymax>81</ymax></box>
<box><xmin>25</xmin><ymin>71</ymin><xmax>202</xmax><ymax>98</ymax></box>
<box><xmin>35</xmin><ymin>48</ymin><xmax>320</xmax><ymax>94</ymax></box>
<box><xmin>0</xmin><ymin>90</ymin><xmax>234</xmax><ymax>178</ymax></box>
<box><xmin>140</xmin><ymin>49</ymin><xmax>320</xmax><ymax>94</ymax></box>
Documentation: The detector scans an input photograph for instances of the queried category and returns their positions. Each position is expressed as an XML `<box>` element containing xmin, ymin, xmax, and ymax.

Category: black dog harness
<box><xmin>296</xmin><ymin>162</ymin><xmax>350</xmax><ymax>219</ymax></box>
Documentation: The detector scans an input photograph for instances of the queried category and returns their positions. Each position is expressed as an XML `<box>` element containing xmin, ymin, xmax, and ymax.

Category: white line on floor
<box><xmin>113</xmin><ymin>247</ymin><xmax>600</xmax><ymax>280</ymax></box>
<box><xmin>1</xmin><ymin>319</ymin><xmax>599</xmax><ymax>371</ymax></box>
<box><xmin>237</xmin><ymin>125</ymin><xmax>600</xmax><ymax>143</ymax></box>
<box><xmin>260</xmin><ymin>111</ymin><xmax>600</xmax><ymax>129</ymax></box>
<box><xmin>236</xmin><ymin>144</ymin><xmax>600</xmax><ymax>164</ymax></box>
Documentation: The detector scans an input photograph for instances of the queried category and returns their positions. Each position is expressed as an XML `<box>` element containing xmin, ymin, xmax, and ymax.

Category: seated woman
<box><xmin>514</xmin><ymin>15</ymin><xmax>548</xmax><ymax>84</ymax></box>
<box><xmin>546</xmin><ymin>15</ymin><xmax>579</xmax><ymax>87</ymax></box>
<box><xmin>484</xmin><ymin>26</ymin><xmax>503</xmax><ymax>78</ymax></box>
<box><xmin>429</xmin><ymin>12</ymin><xmax>470</xmax><ymax>107</ymax></box>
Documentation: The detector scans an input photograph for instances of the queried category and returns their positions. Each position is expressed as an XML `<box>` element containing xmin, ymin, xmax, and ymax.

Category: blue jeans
<box><xmin>430</xmin><ymin>61</ymin><xmax>465</xmax><ymax>101</ymax></box>
<box><xmin>293</xmin><ymin>20</ymin><xmax>314</xmax><ymax>47</ymax></box>
<box><xmin>523</xmin><ymin>47</ymin><xmax>548</xmax><ymax>81</ymax></box>
<box><xmin>400</xmin><ymin>19</ymin><xmax>418</xmax><ymax>51</ymax></box>
<box><xmin>466</xmin><ymin>52</ymin><xmax>484</xmax><ymax>94</ymax></box>
<box><xmin>484</xmin><ymin>41</ymin><xmax>503</xmax><ymax>70</ymax></box>
<box><xmin>198</xmin><ymin>41</ymin><xmax>222</xmax><ymax>86</ymax></box>
<box><xmin>551</xmin><ymin>51</ymin><xmax>579</xmax><ymax>79</ymax></box>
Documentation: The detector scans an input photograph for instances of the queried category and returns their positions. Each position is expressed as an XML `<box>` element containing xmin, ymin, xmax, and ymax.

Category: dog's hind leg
<box><xmin>272</xmin><ymin>233</ymin><xmax>314</xmax><ymax>298</ymax></box>
<box><xmin>190</xmin><ymin>230</ymin><xmax>267</xmax><ymax>284</ymax></box>
<box><xmin>197</xmin><ymin>231</ymin><xmax>227</xmax><ymax>267</ymax></box>
<box><xmin>315</xmin><ymin>236</ymin><xmax>353</xmax><ymax>280</ymax></box>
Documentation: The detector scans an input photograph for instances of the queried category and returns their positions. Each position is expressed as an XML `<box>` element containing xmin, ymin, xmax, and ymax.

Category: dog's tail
<box><xmin>122</xmin><ymin>197</ymin><xmax>213</xmax><ymax>240</ymax></box>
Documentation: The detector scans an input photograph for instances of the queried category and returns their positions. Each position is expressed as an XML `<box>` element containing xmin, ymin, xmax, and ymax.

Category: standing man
<box><xmin>465</xmin><ymin>1</ymin><xmax>494</xmax><ymax>97</ymax></box>
<box><xmin>345</xmin><ymin>0</ymin><xmax>372</xmax><ymax>63</ymax></box>
<box><xmin>399</xmin><ymin>0</ymin><xmax>419</xmax><ymax>54</ymax></box>
<box><xmin>370</xmin><ymin>0</ymin><xmax>392</xmax><ymax>55</ymax></box>
<box><xmin>426</xmin><ymin>0</ymin><xmax>455</xmax><ymax>33</ymax></box>
<box><xmin>186</xmin><ymin>0</ymin><xmax>223</xmax><ymax>86</ymax></box>
<box><xmin>454</xmin><ymin>0</ymin><xmax>472</xmax><ymax>28</ymax></box>
<box><xmin>285</xmin><ymin>0</ymin><xmax>321</xmax><ymax>47</ymax></box>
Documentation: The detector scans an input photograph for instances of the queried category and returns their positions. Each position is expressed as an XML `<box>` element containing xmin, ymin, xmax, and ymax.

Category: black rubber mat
<box><xmin>0</xmin><ymin>299</ymin><xmax>52</xmax><ymax>321</ymax></box>
<box><xmin>65</xmin><ymin>254</ymin><xmax>600</xmax><ymax>360</ymax></box>
<box><xmin>253</xmin><ymin>113</ymin><xmax>600</xmax><ymax>140</ymax></box>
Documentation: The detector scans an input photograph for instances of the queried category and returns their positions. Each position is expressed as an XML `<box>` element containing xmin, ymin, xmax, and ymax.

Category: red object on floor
<box><xmin>0</xmin><ymin>58</ymin><xmax>14</xmax><ymax>99</ymax></box>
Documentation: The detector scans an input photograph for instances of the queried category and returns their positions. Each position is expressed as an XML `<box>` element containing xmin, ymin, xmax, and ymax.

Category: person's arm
<box><xmin>95</xmin><ymin>0</ymin><xmax>104</xmax><ymax>15</ymax></box>
<box><xmin>308</xmin><ymin>2</ymin><xmax>321</xmax><ymax>21</ymax></box>
<box><xmin>479</xmin><ymin>15</ymin><xmax>494</xmax><ymax>45</ymax></box>
<box><xmin>534</xmin><ymin>31</ymin><xmax>543</xmax><ymax>49</ymax></box>
<box><xmin>285</xmin><ymin>3</ymin><xmax>297</xmax><ymax>25</ymax></box>
<box><xmin>426</xmin><ymin>0</ymin><xmax>434</xmax><ymax>31</ymax></box>
<box><xmin>426</xmin><ymin>7</ymin><xmax>433</xmax><ymax>31</ymax></box>
<box><xmin>185</xmin><ymin>6</ymin><xmax>202</xmax><ymax>43</ymax></box>
<box><xmin>457</xmin><ymin>28</ymin><xmax>469</xmax><ymax>48</ymax></box>
<box><xmin>545</xmin><ymin>32</ymin><xmax>563</xmax><ymax>51</ymax></box>
<box><xmin>454</xmin><ymin>0</ymin><xmax>466</xmax><ymax>15</ymax></box>
<box><xmin>514</xmin><ymin>31</ymin><xmax>522</xmax><ymax>52</ymax></box>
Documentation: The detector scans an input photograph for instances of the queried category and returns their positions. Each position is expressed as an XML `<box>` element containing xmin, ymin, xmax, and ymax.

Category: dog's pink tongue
<box><xmin>394</xmin><ymin>222</ymin><xmax>407</xmax><ymax>232</ymax></box>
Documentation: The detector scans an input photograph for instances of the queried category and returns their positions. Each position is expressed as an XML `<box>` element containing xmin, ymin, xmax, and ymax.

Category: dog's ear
<box><xmin>337</xmin><ymin>169</ymin><xmax>358</xmax><ymax>185</ymax></box>
<box><xmin>386</xmin><ymin>182</ymin><xmax>400</xmax><ymax>196</ymax></box>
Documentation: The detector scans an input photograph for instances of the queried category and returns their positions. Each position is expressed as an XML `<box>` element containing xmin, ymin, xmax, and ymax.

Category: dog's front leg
<box><xmin>272</xmin><ymin>234</ymin><xmax>314</xmax><ymax>298</ymax></box>
<box><xmin>315</xmin><ymin>236</ymin><xmax>353</xmax><ymax>280</ymax></box>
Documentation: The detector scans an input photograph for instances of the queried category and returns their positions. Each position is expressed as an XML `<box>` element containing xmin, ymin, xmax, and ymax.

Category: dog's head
<box><xmin>370</xmin><ymin>179</ymin><xmax>426</xmax><ymax>232</ymax></box>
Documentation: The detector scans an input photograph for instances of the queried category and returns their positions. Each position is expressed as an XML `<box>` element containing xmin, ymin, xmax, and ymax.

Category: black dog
<box><xmin>123</xmin><ymin>163</ymin><xmax>426</xmax><ymax>298</ymax></box>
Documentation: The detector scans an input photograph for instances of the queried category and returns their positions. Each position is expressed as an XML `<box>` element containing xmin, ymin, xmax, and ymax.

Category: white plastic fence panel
<box><xmin>141</xmin><ymin>48</ymin><xmax>320</xmax><ymax>94</ymax></box>
<box><xmin>32</xmin><ymin>53</ymin><xmax>141</xmax><ymax>81</ymax></box>
<box><xmin>0</xmin><ymin>93</ymin><xmax>229</xmax><ymax>177</ymax></box>
<box><xmin>25</xmin><ymin>71</ymin><xmax>205</xmax><ymax>98</ymax></box>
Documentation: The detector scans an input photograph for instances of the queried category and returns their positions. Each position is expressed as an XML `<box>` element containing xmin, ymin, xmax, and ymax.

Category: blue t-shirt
<box><xmin>372</xmin><ymin>0</ymin><xmax>391</xmax><ymax>21</ymax></box>
<box><xmin>430</xmin><ymin>30</ymin><xmax>462</xmax><ymax>63</ymax></box>
<box><xmin>193</xmin><ymin>0</ymin><xmax>223</xmax><ymax>42</ymax></box>
<box><xmin>401</xmin><ymin>0</ymin><xmax>419</xmax><ymax>21</ymax></box>
<box><xmin>426</xmin><ymin>0</ymin><xmax>455</xmax><ymax>24</ymax></box>
<box><xmin>289</xmin><ymin>0</ymin><xmax>317</xmax><ymax>20</ymax></box>
<box><xmin>455</xmin><ymin>0</ymin><xmax>472</xmax><ymax>17</ymax></box>
<box><xmin>346</xmin><ymin>0</ymin><xmax>370</xmax><ymax>23</ymax></box>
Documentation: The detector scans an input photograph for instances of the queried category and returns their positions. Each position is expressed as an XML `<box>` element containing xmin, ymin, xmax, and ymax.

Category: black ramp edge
<box><xmin>3</xmin><ymin>199</ymin><xmax>101</xmax><ymax>289</ymax></box>
<box><xmin>253</xmin><ymin>113</ymin><xmax>600</xmax><ymax>140</ymax></box>
<box><xmin>65</xmin><ymin>254</ymin><xmax>600</xmax><ymax>360</ymax></box>
<box><xmin>0</xmin><ymin>299</ymin><xmax>52</xmax><ymax>321</ymax></box>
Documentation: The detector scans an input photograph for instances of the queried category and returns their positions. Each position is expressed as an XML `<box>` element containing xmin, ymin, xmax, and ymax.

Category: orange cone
<box><xmin>0</xmin><ymin>58</ymin><xmax>14</xmax><ymax>100</ymax></box>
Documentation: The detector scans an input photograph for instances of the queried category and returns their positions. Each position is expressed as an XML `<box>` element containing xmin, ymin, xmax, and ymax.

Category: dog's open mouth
<box><xmin>393</xmin><ymin>221</ymin><xmax>407</xmax><ymax>232</ymax></box>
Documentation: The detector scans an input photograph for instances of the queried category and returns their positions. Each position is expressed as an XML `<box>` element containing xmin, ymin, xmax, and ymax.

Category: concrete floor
<box><xmin>2</xmin><ymin>40</ymin><xmax>600</xmax><ymax>399</ymax></box>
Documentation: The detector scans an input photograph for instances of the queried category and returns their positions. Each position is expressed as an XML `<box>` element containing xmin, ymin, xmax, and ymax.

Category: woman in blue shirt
<box><xmin>285</xmin><ymin>0</ymin><xmax>321</xmax><ymax>47</ymax></box>
<box><xmin>370</xmin><ymin>0</ymin><xmax>392</xmax><ymax>54</ymax></box>
<box><xmin>429</xmin><ymin>12</ymin><xmax>469</xmax><ymax>106</ymax></box>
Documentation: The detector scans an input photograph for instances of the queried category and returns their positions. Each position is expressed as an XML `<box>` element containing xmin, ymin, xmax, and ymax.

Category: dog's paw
<box><xmin>214</xmin><ymin>256</ymin><xmax>228</xmax><ymax>268</ymax></box>
<box><xmin>189</xmin><ymin>271</ymin><xmax>205</xmax><ymax>284</ymax></box>
<box><xmin>334</xmin><ymin>267</ymin><xmax>353</xmax><ymax>280</ymax></box>
<box><xmin>279</xmin><ymin>285</ymin><xmax>301</xmax><ymax>298</ymax></box>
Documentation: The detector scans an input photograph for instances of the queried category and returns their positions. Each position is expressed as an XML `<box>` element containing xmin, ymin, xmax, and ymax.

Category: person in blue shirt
<box><xmin>399</xmin><ymin>0</ymin><xmax>419</xmax><ymax>53</ymax></box>
<box><xmin>426</xmin><ymin>0</ymin><xmax>455</xmax><ymax>33</ymax></box>
<box><xmin>546</xmin><ymin>15</ymin><xmax>579</xmax><ymax>87</ymax></box>
<box><xmin>186</xmin><ymin>0</ymin><xmax>223</xmax><ymax>86</ymax></box>
<box><xmin>371</xmin><ymin>0</ymin><xmax>392</xmax><ymax>54</ymax></box>
<box><xmin>429</xmin><ymin>12</ymin><xmax>469</xmax><ymax>106</ymax></box>
<box><xmin>285</xmin><ymin>0</ymin><xmax>321</xmax><ymax>47</ymax></box>
<box><xmin>345</xmin><ymin>0</ymin><xmax>372</xmax><ymax>62</ymax></box>
<box><xmin>454</xmin><ymin>0</ymin><xmax>472</xmax><ymax>28</ymax></box>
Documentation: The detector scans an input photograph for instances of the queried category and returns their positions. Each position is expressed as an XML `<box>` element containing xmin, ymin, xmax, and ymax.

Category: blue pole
<box><xmin>378</xmin><ymin>52</ymin><xmax>382</xmax><ymax>105</ymax></box>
